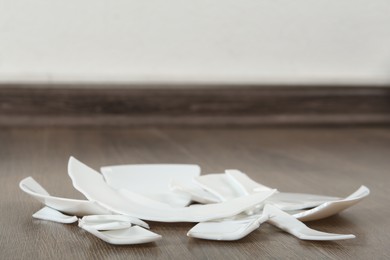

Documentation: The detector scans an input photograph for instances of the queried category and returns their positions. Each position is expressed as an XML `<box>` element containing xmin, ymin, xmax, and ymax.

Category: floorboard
<box><xmin>1</xmin><ymin>126</ymin><xmax>389</xmax><ymax>259</ymax></box>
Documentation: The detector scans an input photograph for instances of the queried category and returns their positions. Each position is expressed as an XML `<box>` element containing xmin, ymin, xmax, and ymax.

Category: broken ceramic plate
<box><xmin>266</xmin><ymin>204</ymin><xmax>355</xmax><ymax>240</ymax></box>
<box><xmin>293</xmin><ymin>185</ymin><xmax>370</xmax><ymax>221</ymax></box>
<box><xmin>187</xmin><ymin>214</ymin><xmax>267</xmax><ymax>241</ymax></box>
<box><xmin>225</xmin><ymin>170</ymin><xmax>368</xmax><ymax>217</ymax></box>
<box><xmin>192</xmin><ymin>171</ymin><xmax>266</xmax><ymax>215</ymax></box>
<box><xmin>193</xmin><ymin>170</ymin><xmax>274</xmax><ymax>202</ymax></box>
<box><xmin>170</xmin><ymin>179</ymin><xmax>220</xmax><ymax>204</ymax></box>
<box><xmin>117</xmin><ymin>188</ymin><xmax>176</xmax><ymax>210</ymax></box>
<box><xmin>32</xmin><ymin>206</ymin><xmax>78</xmax><ymax>224</ymax></box>
<box><xmin>79</xmin><ymin>224</ymin><xmax>162</xmax><ymax>245</ymax></box>
<box><xmin>79</xmin><ymin>215</ymin><xmax>149</xmax><ymax>229</ymax></box>
<box><xmin>265</xmin><ymin>192</ymin><xmax>341</xmax><ymax>211</ymax></box>
<box><xmin>225</xmin><ymin>169</ymin><xmax>273</xmax><ymax>194</ymax></box>
<box><xmin>81</xmin><ymin>220</ymin><xmax>131</xmax><ymax>231</ymax></box>
<box><xmin>101</xmin><ymin>164</ymin><xmax>200</xmax><ymax>207</ymax></box>
<box><xmin>188</xmin><ymin>204</ymin><xmax>355</xmax><ymax>241</ymax></box>
<box><xmin>78</xmin><ymin>214</ymin><xmax>160</xmax><ymax>245</ymax></box>
<box><xmin>68</xmin><ymin>157</ymin><xmax>277</xmax><ymax>222</ymax></box>
<box><xmin>225</xmin><ymin>170</ymin><xmax>334</xmax><ymax>210</ymax></box>
<box><xmin>193</xmin><ymin>173</ymin><xmax>241</xmax><ymax>201</ymax></box>
<box><xmin>19</xmin><ymin>177</ymin><xmax>111</xmax><ymax>216</ymax></box>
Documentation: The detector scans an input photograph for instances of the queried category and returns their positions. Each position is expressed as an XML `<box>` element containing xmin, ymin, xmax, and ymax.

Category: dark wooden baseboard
<box><xmin>1</xmin><ymin>85</ymin><xmax>389</xmax><ymax>126</ymax></box>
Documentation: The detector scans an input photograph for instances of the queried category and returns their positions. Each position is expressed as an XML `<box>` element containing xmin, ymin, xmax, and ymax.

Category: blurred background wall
<box><xmin>1</xmin><ymin>0</ymin><xmax>390</xmax><ymax>86</ymax></box>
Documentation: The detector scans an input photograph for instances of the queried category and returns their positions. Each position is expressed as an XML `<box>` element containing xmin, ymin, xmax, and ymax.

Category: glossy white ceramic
<box><xmin>294</xmin><ymin>185</ymin><xmax>370</xmax><ymax>221</ymax></box>
<box><xmin>187</xmin><ymin>214</ymin><xmax>267</xmax><ymax>241</ymax></box>
<box><xmin>79</xmin><ymin>224</ymin><xmax>162</xmax><ymax>245</ymax></box>
<box><xmin>79</xmin><ymin>215</ymin><xmax>149</xmax><ymax>229</ymax></box>
<box><xmin>194</xmin><ymin>170</ymin><xmax>274</xmax><ymax>203</ymax></box>
<box><xmin>188</xmin><ymin>204</ymin><xmax>355</xmax><ymax>241</ymax></box>
<box><xmin>68</xmin><ymin>157</ymin><xmax>277</xmax><ymax>222</ymax></box>
<box><xmin>32</xmin><ymin>206</ymin><xmax>78</xmax><ymax>224</ymax></box>
<box><xmin>170</xmin><ymin>179</ymin><xmax>220</xmax><ymax>204</ymax></box>
<box><xmin>225</xmin><ymin>169</ymin><xmax>272</xmax><ymax>193</ymax></box>
<box><xmin>266</xmin><ymin>192</ymin><xmax>340</xmax><ymax>211</ymax></box>
<box><xmin>19</xmin><ymin>177</ymin><xmax>111</xmax><ymax>216</ymax></box>
<box><xmin>101</xmin><ymin>164</ymin><xmax>200</xmax><ymax>207</ymax></box>
<box><xmin>224</xmin><ymin>170</ymin><xmax>367</xmax><ymax>217</ymax></box>
<box><xmin>266</xmin><ymin>204</ymin><xmax>355</xmax><ymax>240</ymax></box>
<box><xmin>193</xmin><ymin>173</ymin><xmax>240</xmax><ymax>201</ymax></box>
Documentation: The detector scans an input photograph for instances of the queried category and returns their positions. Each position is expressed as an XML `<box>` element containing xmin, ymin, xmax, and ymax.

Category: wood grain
<box><xmin>0</xmin><ymin>85</ymin><xmax>389</xmax><ymax>126</ymax></box>
<box><xmin>1</xmin><ymin>126</ymin><xmax>389</xmax><ymax>259</ymax></box>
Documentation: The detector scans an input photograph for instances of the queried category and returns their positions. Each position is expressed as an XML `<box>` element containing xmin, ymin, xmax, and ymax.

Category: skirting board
<box><xmin>0</xmin><ymin>85</ymin><xmax>389</xmax><ymax>126</ymax></box>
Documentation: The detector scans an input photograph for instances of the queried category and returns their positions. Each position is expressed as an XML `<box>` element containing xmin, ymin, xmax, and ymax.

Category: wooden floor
<box><xmin>1</xmin><ymin>126</ymin><xmax>389</xmax><ymax>259</ymax></box>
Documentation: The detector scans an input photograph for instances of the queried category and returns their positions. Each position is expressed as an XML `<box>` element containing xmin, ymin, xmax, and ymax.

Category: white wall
<box><xmin>1</xmin><ymin>0</ymin><xmax>390</xmax><ymax>85</ymax></box>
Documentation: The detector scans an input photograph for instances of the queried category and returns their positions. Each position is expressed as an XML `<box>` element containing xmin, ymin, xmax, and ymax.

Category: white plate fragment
<box><xmin>79</xmin><ymin>215</ymin><xmax>149</xmax><ymax>230</ymax></box>
<box><xmin>293</xmin><ymin>185</ymin><xmax>370</xmax><ymax>221</ymax></box>
<box><xmin>266</xmin><ymin>204</ymin><xmax>355</xmax><ymax>240</ymax></box>
<box><xmin>19</xmin><ymin>177</ymin><xmax>111</xmax><ymax>216</ymax></box>
<box><xmin>187</xmin><ymin>214</ymin><xmax>267</xmax><ymax>241</ymax></box>
<box><xmin>68</xmin><ymin>157</ymin><xmax>276</xmax><ymax>222</ymax></box>
<box><xmin>101</xmin><ymin>164</ymin><xmax>200</xmax><ymax>207</ymax></box>
<box><xmin>32</xmin><ymin>206</ymin><xmax>78</xmax><ymax>224</ymax></box>
<box><xmin>80</xmin><ymin>225</ymin><xmax>162</xmax><ymax>245</ymax></box>
<box><xmin>188</xmin><ymin>204</ymin><xmax>355</xmax><ymax>241</ymax></box>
